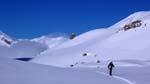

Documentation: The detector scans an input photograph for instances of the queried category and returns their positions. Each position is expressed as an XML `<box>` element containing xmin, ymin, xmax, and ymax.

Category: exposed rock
<box><xmin>123</xmin><ymin>20</ymin><xmax>142</xmax><ymax>31</ymax></box>
<box><xmin>70</xmin><ymin>33</ymin><xmax>76</xmax><ymax>40</ymax></box>
<box><xmin>96</xmin><ymin>60</ymin><xmax>100</xmax><ymax>63</ymax></box>
<box><xmin>1</xmin><ymin>37</ymin><xmax>12</xmax><ymax>45</ymax></box>
<box><xmin>82</xmin><ymin>53</ymin><xmax>87</xmax><ymax>56</ymax></box>
<box><xmin>70</xmin><ymin>65</ymin><xmax>74</xmax><ymax>67</ymax></box>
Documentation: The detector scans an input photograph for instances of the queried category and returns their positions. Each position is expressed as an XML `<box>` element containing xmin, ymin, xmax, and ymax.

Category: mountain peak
<box><xmin>111</xmin><ymin>11</ymin><xmax>150</xmax><ymax>30</ymax></box>
<box><xmin>31</xmin><ymin>11</ymin><xmax>150</xmax><ymax>67</ymax></box>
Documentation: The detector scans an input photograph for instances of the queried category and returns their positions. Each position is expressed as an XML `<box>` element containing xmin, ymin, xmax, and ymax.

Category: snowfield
<box><xmin>0</xmin><ymin>57</ymin><xmax>125</xmax><ymax>84</ymax></box>
<box><xmin>0</xmin><ymin>11</ymin><xmax>150</xmax><ymax>84</ymax></box>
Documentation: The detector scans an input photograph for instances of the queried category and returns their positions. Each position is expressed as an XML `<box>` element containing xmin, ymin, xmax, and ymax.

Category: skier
<box><xmin>107</xmin><ymin>61</ymin><xmax>115</xmax><ymax>76</ymax></box>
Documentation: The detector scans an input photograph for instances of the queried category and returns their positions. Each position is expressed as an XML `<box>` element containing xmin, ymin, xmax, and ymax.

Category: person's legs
<box><xmin>109</xmin><ymin>69</ymin><xmax>112</xmax><ymax>76</ymax></box>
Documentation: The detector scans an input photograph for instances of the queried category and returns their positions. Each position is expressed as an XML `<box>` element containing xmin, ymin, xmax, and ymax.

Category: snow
<box><xmin>31</xmin><ymin>34</ymin><xmax>69</xmax><ymax>49</ymax></box>
<box><xmin>54</xmin><ymin>29</ymin><xmax>114</xmax><ymax>49</ymax></box>
<box><xmin>0</xmin><ymin>34</ymin><xmax>69</xmax><ymax>58</ymax></box>
<box><xmin>111</xmin><ymin>11</ymin><xmax>150</xmax><ymax>29</ymax></box>
<box><xmin>74</xmin><ymin>60</ymin><xmax>150</xmax><ymax>84</ymax></box>
<box><xmin>31</xmin><ymin>11</ymin><xmax>150</xmax><ymax>67</ymax></box>
<box><xmin>0</xmin><ymin>57</ymin><xmax>125</xmax><ymax>84</ymax></box>
<box><xmin>0</xmin><ymin>40</ymin><xmax>47</xmax><ymax>58</ymax></box>
<box><xmin>1</xmin><ymin>11</ymin><xmax>150</xmax><ymax>84</ymax></box>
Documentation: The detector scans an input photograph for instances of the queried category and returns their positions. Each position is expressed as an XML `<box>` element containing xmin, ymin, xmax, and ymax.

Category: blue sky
<box><xmin>0</xmin><ymin>0</ymin><xmax>149</xmax><ymax>38</ymax></box>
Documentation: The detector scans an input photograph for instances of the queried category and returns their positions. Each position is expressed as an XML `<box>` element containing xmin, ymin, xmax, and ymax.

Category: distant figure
<box><xmin>107</xmin><ymin>62</ymin><xmax>115</xmax><ymax>76</ymax></box>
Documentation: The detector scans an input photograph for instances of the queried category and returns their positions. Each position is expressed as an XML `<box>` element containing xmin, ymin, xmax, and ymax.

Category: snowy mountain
<box><xmin>0</xmin><ymin>32</ymin><xmax>126</xmax><ymax>84</ymax></box>
<box><xmin>1</xmin><ymin>11</ymin><xmax>150</xmax><ymax>84</ymax></box>
<box><xmin>31</xmin><ymin>33</ymin><xmax>69</xmax><ymax>49</ymax></box>
<box><xmin>0</xmin><ymin>32</ymin><xmax>69</xmax><ymax>59</ymax></box>
<box><xmin>31</xmin><ymin>11</ymin><xmax>150</xmax><ymax>67</ymax></box>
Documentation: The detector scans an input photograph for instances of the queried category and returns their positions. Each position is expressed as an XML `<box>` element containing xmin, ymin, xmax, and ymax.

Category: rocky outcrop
<box><xmin>0</xmin><ymin>32</ymin><xmax>13</xmax><ymax>46</ymax></box>
<box><xmin>123</xmin><ymin>20</ymin><xmax>142</xmax><ymax>31</ymax></box>
<box><xmin>70</xmin><ymin>33</ymin><xmax>76</xmax><ymax>40</ymax></box>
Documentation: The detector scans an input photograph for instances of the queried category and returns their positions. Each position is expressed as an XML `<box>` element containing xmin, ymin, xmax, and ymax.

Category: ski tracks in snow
<box><xmin>96</xmin><ymin>71</ymin><xmax>135</xmax><ymax>84</ymax></box>
<box><xmin>113</xmin><ymin>75</ymin><xmax>135</xmax><ymax>84</ymax></box>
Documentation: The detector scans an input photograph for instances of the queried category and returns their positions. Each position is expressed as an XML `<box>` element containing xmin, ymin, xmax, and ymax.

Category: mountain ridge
<box><xmin>31</xmin><ymin>11</ymin><xmax>150</xmax><ymax>67</ymax></box>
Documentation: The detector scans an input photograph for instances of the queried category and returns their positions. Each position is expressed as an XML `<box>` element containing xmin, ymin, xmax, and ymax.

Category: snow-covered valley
<box><xmin>0</xmin><ymin>11</ymin><xmax>150</xmax><ymax>84</ymax></box>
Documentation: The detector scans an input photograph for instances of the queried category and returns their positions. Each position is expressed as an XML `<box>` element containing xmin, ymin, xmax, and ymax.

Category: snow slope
<box><xmin>31</xmin><ymin>11</ymin><xmax>150</xmax><ymax>67</ymax></box>
<box><xmin>0</xmin><ymin>57</ymin><xmax>124</xmax><ymax>84</ymax></box>
<box><xmin>75</xmin><ymin>60</ymin><xmax>150</xmax><ymax>84</ymax></box>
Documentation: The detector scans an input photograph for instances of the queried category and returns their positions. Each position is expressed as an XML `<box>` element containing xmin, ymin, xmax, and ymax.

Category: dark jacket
<box><xmin>108</xmin><ymin>62</ymin><xmax>115</xmax><ymax>70</ymax></box>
